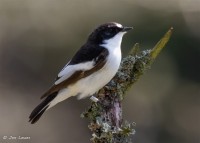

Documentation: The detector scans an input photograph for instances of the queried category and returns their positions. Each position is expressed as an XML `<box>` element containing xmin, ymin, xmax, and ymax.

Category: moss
<box><xmin>83</xmin><ymin>28</ymin><xmax>173</xmax><ymax>143</ymax></box>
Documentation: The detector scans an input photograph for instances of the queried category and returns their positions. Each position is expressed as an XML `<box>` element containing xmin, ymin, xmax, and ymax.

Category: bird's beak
<box><xmin>121</xmin><ymin>26</ymin><xmax>133</xmax><ymax>32</ymax></box>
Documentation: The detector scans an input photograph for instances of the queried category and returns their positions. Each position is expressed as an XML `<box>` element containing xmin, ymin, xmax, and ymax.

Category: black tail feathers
<box><xmin>29</xmin><ymin>92</ymin><xmax>57</xmax><ymax>124</ymax></box>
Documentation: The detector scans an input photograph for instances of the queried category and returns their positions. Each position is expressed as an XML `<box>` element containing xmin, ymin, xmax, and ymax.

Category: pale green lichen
<box><xmin>82</xmin><ymin>28</ymin><xmax>173</xmax><ymax>143</ymax></box>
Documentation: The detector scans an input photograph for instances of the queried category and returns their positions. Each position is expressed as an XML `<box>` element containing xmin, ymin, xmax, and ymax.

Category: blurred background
<box><xmin>0</xmin><ymin>0</ymin><xmax>200</xmax><ymax>143</ymax></box>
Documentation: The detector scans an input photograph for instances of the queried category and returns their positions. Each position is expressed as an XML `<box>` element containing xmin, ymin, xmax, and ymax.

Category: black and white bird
<box><xmin>29</xmin><ymin>22</ymin><xmax>133</xmax><ymax>124</ymax></box>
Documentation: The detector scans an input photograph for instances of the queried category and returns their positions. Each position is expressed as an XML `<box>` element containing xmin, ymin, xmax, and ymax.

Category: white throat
<box><xmin>100</xmin><ymin>32</ymin><xmax>126</xmax><ymax>51</ymax></box>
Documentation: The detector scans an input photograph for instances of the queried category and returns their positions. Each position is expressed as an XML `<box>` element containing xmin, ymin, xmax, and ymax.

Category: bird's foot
<box><xmin>90</xmin><ymin>96</ymin><xmax>99</xmax><ymax>103</ymax></box>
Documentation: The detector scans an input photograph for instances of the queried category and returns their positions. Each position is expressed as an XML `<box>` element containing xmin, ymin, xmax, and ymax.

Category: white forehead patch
<box><xmin>115</xmin><ymin>23</ymin><xmax>123</xmax><ymax>28</ymax></box>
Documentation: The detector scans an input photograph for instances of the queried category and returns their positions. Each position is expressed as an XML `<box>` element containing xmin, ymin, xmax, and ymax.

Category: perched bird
<box><xmin>29</xmin><ymin>22</ymin><xmax>132</xmax><ymax>124</ymax></box>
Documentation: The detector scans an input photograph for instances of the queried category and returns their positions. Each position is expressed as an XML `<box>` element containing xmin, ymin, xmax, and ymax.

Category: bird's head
<box><xmin>88</xmin><ymin>22</ymin><xmax>133</xmax><ymax>45</ymax></box>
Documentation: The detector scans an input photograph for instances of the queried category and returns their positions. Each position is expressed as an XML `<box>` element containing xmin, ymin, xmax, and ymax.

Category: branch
<box><xmin>81</xmin><ymin>28</ymin><xmax>173</xmax><ymax>143</ymax></box>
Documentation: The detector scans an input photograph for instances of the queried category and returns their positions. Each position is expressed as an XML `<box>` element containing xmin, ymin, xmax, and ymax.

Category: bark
<box><xmin>81</xmin><ymin>28</ymin><xmax>173</xmax><ymax>143</ymax></box>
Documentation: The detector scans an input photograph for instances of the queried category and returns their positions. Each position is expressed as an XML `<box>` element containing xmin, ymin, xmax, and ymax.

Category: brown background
<box><xmin>0</xmin><ymin>0</ymin><xmax>200</xmax><ymax>143</ymax></box>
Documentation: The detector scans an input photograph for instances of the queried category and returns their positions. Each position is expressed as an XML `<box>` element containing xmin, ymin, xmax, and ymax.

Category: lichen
<box><xmin>82</xmin><ymin>28</ymin><xmax>173</xmax><ymax>143</ymax></box>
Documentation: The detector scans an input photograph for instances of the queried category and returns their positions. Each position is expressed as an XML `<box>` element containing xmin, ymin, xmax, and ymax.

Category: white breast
<box><xmin>74</xmin><ymin>32</ymin><xmax>125</xmax><ymax>99</ymax></box>
<box><xmin>47</xmin><ymin>32</ymin><xmax>125</xmax><ymax>109</ymax></box>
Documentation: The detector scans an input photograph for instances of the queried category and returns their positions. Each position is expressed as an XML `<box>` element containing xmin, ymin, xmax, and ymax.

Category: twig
<box><xmin>81</xmin><ymin>28</ymin><xmax>173</xmax><ymax>143</ymax></box>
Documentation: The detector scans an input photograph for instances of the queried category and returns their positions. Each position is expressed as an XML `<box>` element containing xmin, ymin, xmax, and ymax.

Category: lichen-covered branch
<box><xmin>81</xmin><ymin>28</ymin><xmax>173</xmax><ymax>143</ymax></box>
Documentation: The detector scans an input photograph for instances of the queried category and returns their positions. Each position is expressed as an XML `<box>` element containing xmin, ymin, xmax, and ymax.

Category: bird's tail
<box><xmin>29</xmin><ymin>92</ymin><xmax>58</xmax><ymax>124</ymax></box>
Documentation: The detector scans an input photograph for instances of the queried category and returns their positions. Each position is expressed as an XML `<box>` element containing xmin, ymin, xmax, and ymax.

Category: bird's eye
<box><xmin>104</xmin><ymin>31</ymin><xmax>111</xmax><ymax>36</ymax></box>
<box><xmin>104</xmin><ymin>28</ymin><xmax>114</xmax><ymax>36</ymax></box>
<box><xmin>109</xmin><ymin>28</ymin><xmax>115</xmax><ymax>33</ymax></box>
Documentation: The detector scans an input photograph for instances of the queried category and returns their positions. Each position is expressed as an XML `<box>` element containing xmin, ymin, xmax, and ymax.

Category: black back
<box><xmin>69</xmin><ymin>44</ymin><xmax>107</xmax><ymax>65</ymax></box>
<box><xmin>68</xmin><ymin>22</ymin><xmax>123</xmax><ymax>65</ymax></box>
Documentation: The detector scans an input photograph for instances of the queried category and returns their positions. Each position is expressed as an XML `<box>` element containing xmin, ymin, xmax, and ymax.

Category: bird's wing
<box><xmin>40</xmin><ymin>47</ymin><xmax>109</xmax><ymax>99</ymax></box>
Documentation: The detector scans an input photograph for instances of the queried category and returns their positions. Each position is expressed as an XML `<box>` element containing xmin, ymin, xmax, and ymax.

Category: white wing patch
<box><xmin>55</xmin><ymin>61</ymin><xmax>95</xmax><ymax>85</ymax></box>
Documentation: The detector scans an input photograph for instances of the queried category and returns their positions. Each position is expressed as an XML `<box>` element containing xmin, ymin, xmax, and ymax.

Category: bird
<box><xmin>29</xmin><ymin>22</ymin><xmax>133</xmax><ymax>124</ymax></box>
